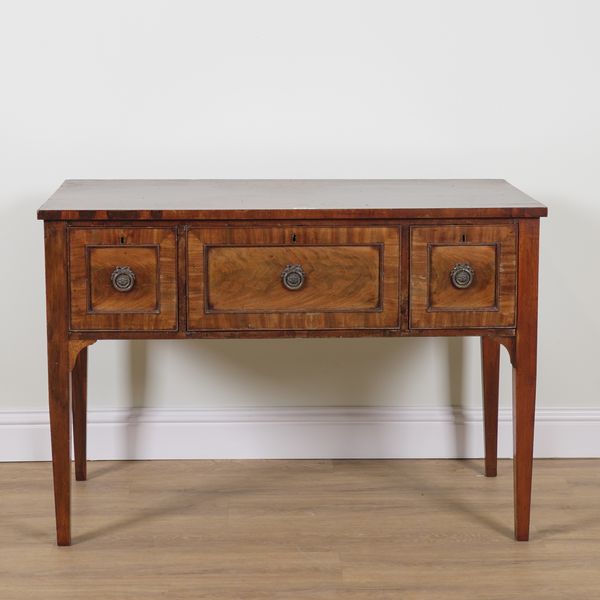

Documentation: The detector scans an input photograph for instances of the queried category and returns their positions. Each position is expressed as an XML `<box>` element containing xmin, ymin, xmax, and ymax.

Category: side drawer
<box><xmin>409</xmin><ymin>225</ymin><xmax>516</xmax><ymax>329</ymax></box>
<box><xmin>69</xmin><ymin>227</ymin><xmax>178</xmax><ymax>331</ymax></box>
<box><xmin>187</xmin><ymin>226</ymin><xmax>400</xmax><ymax>330</ymax></box>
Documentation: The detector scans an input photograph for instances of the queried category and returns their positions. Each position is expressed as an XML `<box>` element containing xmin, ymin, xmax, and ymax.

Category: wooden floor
<box><xmin>1</xmin><ymin>459</ymin><xmax>599</xmax><ymax>599</ymax></box>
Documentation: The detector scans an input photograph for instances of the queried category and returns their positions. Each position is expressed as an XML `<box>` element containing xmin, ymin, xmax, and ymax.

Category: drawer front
<box><xmin>410</xmin><ymin>225</ymin><xmax>516</xmax><ymax>329</ymax></box>
<box><xmin>69</xmin><ymin>227</ymin><xmax>177</xmax><ymax>331</ymax></box>
<box><xmin>187</xmin><ymin>227</ymin><xmax>400</xmax><ymax>330</ymax></box>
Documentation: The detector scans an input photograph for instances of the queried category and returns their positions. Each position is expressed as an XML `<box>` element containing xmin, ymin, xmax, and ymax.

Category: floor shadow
<box><xmin>389</xmin><ymin>458</ymin><xmax>514</xmax><ymax>539</ymax></box>
<box><xmin>73</xmin><ymin>462</ymin><xmax>298</xmax><ymax>544</ymax></box>
<box><xmin>534</xmin><ymin>513</ymin><xmax>600</xmax><ymax>539</ymax></box>
<box><xmin>75</xmin><ymin>458</ymin><xmax>516</xmax><ymax>544</ymax></box>
<box><xmin>86</xmin><ymin>460</ymin><xmax>133</xmax><ymax>480</ymax></box>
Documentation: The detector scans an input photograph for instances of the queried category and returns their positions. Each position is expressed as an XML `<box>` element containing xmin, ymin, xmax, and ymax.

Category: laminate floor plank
<box><xmin>1</xmin><ymin>459</ymin><xmax>599</xmax><ymax>599</ymax></box>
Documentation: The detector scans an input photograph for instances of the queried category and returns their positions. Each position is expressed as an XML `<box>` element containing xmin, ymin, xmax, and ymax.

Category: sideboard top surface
<box><xmin>38</xmin><ymin>179</ymin><xmax>547</xmax><ymax>221</ymax></box>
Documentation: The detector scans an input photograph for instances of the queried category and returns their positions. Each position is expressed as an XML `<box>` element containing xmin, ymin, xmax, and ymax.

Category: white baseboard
<box><xmin>1</xmin><ymin>406</ymin><xmax>599</xmax><ymax>461</ymax></box>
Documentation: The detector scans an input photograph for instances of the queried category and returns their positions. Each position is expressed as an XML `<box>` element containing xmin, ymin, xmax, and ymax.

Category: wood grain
<box><xmin>430</xmin><ymin>245</ymin><xmax>497</xmax><ymax>309</ymax></box>
<box><xmin>71</xmin><ymin>346</ymin><xmax>87</xmax><ymax>482</ymax></box>
<box><xmin>69</xmin><ymin>327</ymin><xmax>517</xmax><ymax>340</ymax></box>
<box><xmin>481</xmin><ymin>336</ymin><xmax>501</xmax><ymax>477</ymax></box>
<box><xmin>410</xmin><ymin>225</ymin><xmax>517</xmax><ymax>329</ymax></box>
<box><xmin>187</xmin><ymin>226</ymin><xmax>400</xmax><ymax>330</ymax></box>
<box><xmin>69</xmin><ymin>227</ymin><xmax>178</xmax><ymax>331</ymax></box>
<box><xmin>207</xmin><ymin>246</ymin><xmax>380</xmax><ymax>311</ymax></box>
<box><xmin>513</xmin><ymin>218</ymin><xmax>540</xmax><ymax>541</ymax></box>
<box><xmin>37</xmin><ymin>180</ymin><xmax>546</xmax><ymax>545</ymax></box>
<box><xmin>89</xmin><ymin>246</ymin><xmax>159</xmax><ymax>312</ymax></box>
<box><xmin>37</xmin><ymin>179</ymin><xmax>548</xmax><ymax>220</ymax></box>
<box><xmin>1</xmin><ymin>460</ymin><xmax>598</xmax><ymax>599</ymax></box>
<box><xmin>43</xmin><ymin>221</ymin><xmax>71</xmax><ymax>546</ymax></box>
<box><xmin>68</xmin><ymin>339</ymin><xmax>96</xmax><ymax>371</ymax></box>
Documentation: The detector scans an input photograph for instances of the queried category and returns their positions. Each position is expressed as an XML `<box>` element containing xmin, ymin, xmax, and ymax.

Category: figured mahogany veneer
<box><xmin>69</xmin><ymin>227</ymin><xmax>177</xmax><ymax>331</ymax></box>
<box><xmin>410</xmin><ymin>225</ymin><xmax>517</xmax><ymax>329</ymax></box>
<box><xmin>38</xmin><ymin>179</ymin><xmax>547</xmax><ymax>546</ymax></box>
<box><xmin>187</xmin><ymin>226</ymin><xmax>399</xmax><ymax>330</ymax></box>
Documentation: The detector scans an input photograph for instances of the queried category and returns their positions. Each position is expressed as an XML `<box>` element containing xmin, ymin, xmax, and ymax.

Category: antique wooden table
<box><xmin>38</xmin><ymin>179</ymin><xmax>547</xmax><ymax>545</ymax></box>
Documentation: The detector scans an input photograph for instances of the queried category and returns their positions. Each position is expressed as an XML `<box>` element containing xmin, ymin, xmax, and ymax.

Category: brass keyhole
<box><xmin>291</xmin><ymin>233</ymin><xmax>297</xmax><ymax>243</ymax></box>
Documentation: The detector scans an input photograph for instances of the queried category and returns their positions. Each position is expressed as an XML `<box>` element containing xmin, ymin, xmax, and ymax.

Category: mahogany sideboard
<box><xmin>38</xmin><ymin>179</ymin><xmax>547</xmax><ymax>545</ymax></box>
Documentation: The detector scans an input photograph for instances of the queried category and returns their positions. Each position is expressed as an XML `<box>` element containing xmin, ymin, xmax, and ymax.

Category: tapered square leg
<box><xmin>72</xmin><ymin>347</ymin><xmax>88</xmax><ymax>481</ymax></box>
<box><xmin>513</xmin><ymin>353</ymin><xmax>537</xmax><ymax>541</ymax></box>
<box><xmin>513</xmin><ymin>219</ymin><xmax>540</xmax><ymax>541</ymax></box>
<box><xmin>48</xmin><ymin>349</ymin><xmax>72</xmax><ymax>546</ymax></box>
<box><xmin>44</xmin><ymin>221</ymin><xmax>72</xmax><ymax>546</ymax></box>
<box><xmin>481</xmin><ymin>336</ymin><xmax>500</xmax><ymax>477</ymax></box>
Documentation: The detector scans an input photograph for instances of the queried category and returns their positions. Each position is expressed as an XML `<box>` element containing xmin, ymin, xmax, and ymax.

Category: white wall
<box><xmin>1</xmin><ymin>1</ymin><xmax>599</xmax><ymax>457</ymax></box>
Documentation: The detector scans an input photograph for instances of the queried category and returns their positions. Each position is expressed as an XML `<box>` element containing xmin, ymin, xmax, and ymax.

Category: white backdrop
<box><xmin>1</xmin><ymin>1</ymin><xmax>599</xmax><ymax>458</ymax></box>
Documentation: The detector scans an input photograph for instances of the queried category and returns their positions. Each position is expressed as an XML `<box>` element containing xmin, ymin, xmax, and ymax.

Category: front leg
<box><xmin>48</xmin><ymin>342</ymin><xmax>71</xmax><ymax>545</ymax></box>
<box><xmin>513</xmin><ymin>219</ymin><xmax>540</xmax><ymax>541</ymax></box>
<box><xmin>44</xmin><ymin>221</ymin><xmax>72</xmax><ymax>546</ymax></box>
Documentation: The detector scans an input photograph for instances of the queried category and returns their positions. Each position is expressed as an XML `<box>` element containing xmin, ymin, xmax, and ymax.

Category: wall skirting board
<box><xmin>1</xmin><ymin>406</ymin><xmax>599</xmax><ymax>461</ymax></box>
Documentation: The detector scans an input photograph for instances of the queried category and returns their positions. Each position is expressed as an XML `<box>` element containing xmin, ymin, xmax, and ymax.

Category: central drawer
<box><xmin>187</xmin><ymin>226</ymin><xmax>400</xmax><ymax>330</ymax></box>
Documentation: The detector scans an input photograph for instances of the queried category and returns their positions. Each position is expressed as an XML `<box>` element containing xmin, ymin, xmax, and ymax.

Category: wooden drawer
<box><xmin>409</xmin><ymin>225</ymin><xmax>516</xmax><ymax>329</ymax></box>
<box><xmin>187</xmin><ymin>226</ymin><xmax>400</xmax><ymax>330</ymax></box>
<box><xmin>69</xmin><ymin>227</ymin><xmax>178</xmax><ymax>331</ymax></box>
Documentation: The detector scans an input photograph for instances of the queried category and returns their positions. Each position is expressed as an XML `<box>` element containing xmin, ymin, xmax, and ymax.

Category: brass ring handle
<box><xmin>281</xmin><ymin>264</ymin><xmax>305</xmax><ymax>291</ymax></box>
<box><xmin>111</xmin><ymin>266</ymin><xmax>136</xmax><ymax>292</ymax></box>
<box><xmin>450</xmin><ymin>263</ymin><xmax>474</xmax><ymax>289</ymax></box>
